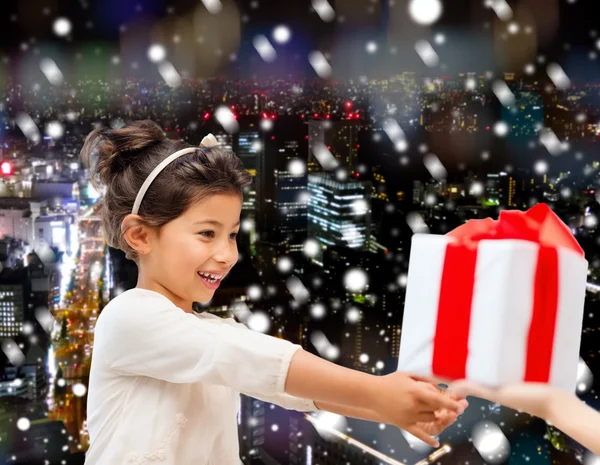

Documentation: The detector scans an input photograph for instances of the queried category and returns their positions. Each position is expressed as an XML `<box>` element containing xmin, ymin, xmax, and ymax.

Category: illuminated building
<box><xmin>239</xmin><ymin>394</ymin><xmax>266</xmax><ymax>464</ymax></box>
<box><xmin>412</xmin><ymin>181</ymin><xmax>424</xmax><ymax>204</ymax></box>
<box><xmin>371</xmin><ymin>166</ymin><xmax>389</xmax><ymax>202</ymax></box>
<box><xmin>485</xmin><ymin>172</ymin><xmax>517</xmax><ymax>207</ymax></box>
<box><xmin>0</xmin><ymin>198</ymin><xmax>43</xmax><ymax>246</ymax></box>
<box><xmin>236</xmin><ymin>130</ymin><xmax>260</xmax><ymax>250</ymax></box>
<box><xmin>307</xmin><ymin>120</ymin><xmax>363</xmax><ymax>172</ymax></box>
<box><xmin>447</xmin><ymin>185</ymin><xmax>461</xmax><ymax>201</ymax></box>
<box><xmin>1</xmin><ymin>344</ymin><xmax>48</xmax><ymax>400</ymax></box>
<box><xmin>237</xmin><ymin>130</ymin><xmax>260</xmax><ymax>215</ymax></box>
<box><xmin>0</xmin><ymin>285</ymin><xmax>24</xmax><ymax>338</ymax></box>
<box><xmin>215</xmin><ymin>132</ymin><xmax>233</xmax><ymax>151</ymax></box>
<box><xmin>307</xmin><ymin>174</ymin><xmax>372</xmax><ymax>258</ymax></box>
<box><xmin>35</xmin><ymin>215</ymin><xmax>74</xmax><ymax>254</ymax></box>
<box><xmin>273</xmin><ymin>140</ymin><xmax>308</xmax><ymax>252</ymax></box>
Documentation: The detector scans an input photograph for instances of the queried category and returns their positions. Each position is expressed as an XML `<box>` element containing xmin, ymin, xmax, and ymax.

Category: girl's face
<box><xmin>145</xmin><ymin>193</ymin><xmax>242</xmax><ymax>309</ymax></box>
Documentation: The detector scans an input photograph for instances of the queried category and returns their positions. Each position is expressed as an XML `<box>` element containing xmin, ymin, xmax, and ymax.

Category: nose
<box><xmin>212</xmin><ymin>240</ymin><xmax>238</xmax><ymax>267</ymax></box>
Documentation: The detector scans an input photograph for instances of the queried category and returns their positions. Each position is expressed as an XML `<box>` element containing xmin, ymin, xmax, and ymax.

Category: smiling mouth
<box><xmin>197</xmin><ymin>271</ymin><xmax>223</xmax><ymax>284</ymax></box>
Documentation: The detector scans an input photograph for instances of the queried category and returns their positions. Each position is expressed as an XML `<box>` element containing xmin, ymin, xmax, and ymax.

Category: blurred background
<box><xmin>0</xmin><ymin>0</ymin><xmax>599</xmax><ymax>464</ymax></box>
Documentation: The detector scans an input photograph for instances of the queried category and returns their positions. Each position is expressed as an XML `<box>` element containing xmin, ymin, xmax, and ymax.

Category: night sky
<box><xmin>1</xmin><ymin>0</ymin><xmax>599</xmax><ymax>81</ymax></box>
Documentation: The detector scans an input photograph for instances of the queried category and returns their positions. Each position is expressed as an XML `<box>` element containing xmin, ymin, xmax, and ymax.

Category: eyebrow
<box><xmin>193</xmin><ymin>220</ymin><xmax>241</xmax><ymax>227</ymax></box>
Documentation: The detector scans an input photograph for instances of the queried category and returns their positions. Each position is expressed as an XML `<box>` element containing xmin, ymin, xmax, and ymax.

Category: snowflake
<box><xmin>343</xmin><ymin>268</ymin><xmax>368</xmax><ymax>292</ymax></box>
<box><xmin>308</xmin><ymin>51</ymin><xmax>332</xmax><ymax>79</ymax></box>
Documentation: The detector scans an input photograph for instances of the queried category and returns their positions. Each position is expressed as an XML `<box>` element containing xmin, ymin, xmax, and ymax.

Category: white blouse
<box><xmin>85</xmin><ymin>288</ymin><xmax>318</xmax><ymax>465</ymax></box>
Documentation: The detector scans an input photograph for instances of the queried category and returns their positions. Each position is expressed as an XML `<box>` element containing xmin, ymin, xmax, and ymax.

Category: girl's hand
<box><xmin>449</xmin><ymin>380</ymin><xmax>558</xmax><ymax>419</ymax></box>
<box><xmin>374</xmin><ymin>372</ymin><xmax>466</xmax><ymax>447</ymax></box>
<box><xmin>413</xmin><ymin>380</ymin><xmax>469</xmax><ymax>437</ymax></box>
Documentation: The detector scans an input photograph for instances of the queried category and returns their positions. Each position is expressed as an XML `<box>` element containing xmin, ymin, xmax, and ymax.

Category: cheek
<box><xmin>187</xmin><ymin>239</ymin><xmax>212</xmax><ymax>265</ymax></box>
<box><xmin>162</xmin><ymin>236</ymin><xmax>205</xmax><ymax>267</ymax></box>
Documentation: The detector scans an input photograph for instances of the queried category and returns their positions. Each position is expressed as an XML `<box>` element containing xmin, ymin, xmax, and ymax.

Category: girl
<box><xmin>450</xmin><ymin>380</ymin><xmax>600</xmax><ymax>456</ymax></box>
<box><xmin>81</xmin><ymin>120</ymin><xmax>467</xmax><ymax>465</ymax></box>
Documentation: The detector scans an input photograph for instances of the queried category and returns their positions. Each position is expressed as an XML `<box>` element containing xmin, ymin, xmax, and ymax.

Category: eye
<box><xmin>229</xmin><ymin>232</ymin><xmax>239</xmax><ymax>240</ymax></box>
<box><xmin>198</xmin><ymin>231</ymin><xmax>215</xmax><ymax>238</ymax></box>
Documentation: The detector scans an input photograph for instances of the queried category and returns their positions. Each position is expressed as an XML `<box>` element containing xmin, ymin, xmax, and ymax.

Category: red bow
<box><xmin>447</xmin><ymin>203</ymin><xmax>583</xmax><ymax>255</ymax></box>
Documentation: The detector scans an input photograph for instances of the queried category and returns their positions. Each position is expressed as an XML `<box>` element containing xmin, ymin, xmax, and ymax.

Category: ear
<box><xmin>121</xmin><ymin>214</ymin><xmax>156</xmax><ymax>255</ymax></box>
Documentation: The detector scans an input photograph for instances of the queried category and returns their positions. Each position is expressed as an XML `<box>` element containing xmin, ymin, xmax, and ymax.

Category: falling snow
<box><xmin>408</xmin><ymin>0</ymin><xmax>443</xmax><ymax>25</ymax></box>
<box><xmin>312</xmin><ymin>0</ymin><xmax>335</xmax><ymax>22</ymax></box>
<box><xmin>215</xmin><ymin>105</ymin><xmax>239</xmax><ymax>133</ymax></box>
<box><xmin>308</xmin><ymin>51</ymin><xmax>332</xmax><ymax>79</ymax></box>
<box><xmin>415</xmin><ymin>40</ymin><xmax>439</xmax><ymax>68</ymax></box>
<box><xmin>253</xmin><ymin>35</ymin><xmax>277</xmax><ymax>63</ymax></box>
<box><xmin>343</xmin><ymin>268</ymin><xmax>369</xmax><ymax>293</ymax></box>
<box><xmin>52</xmin><ymin>17</ymin><xmax>72</xmax><ymax>37</ymax></box>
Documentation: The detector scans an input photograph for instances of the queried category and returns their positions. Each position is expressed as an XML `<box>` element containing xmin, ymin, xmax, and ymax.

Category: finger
<box><xmin>410</xmin><ymin>374</ymin><xmax>443</xmax><ymax>385</ymax></box>
<box><xmin>435</xmin><ymin>410</ymin><xmax>458</xmax><ymax>427</ymax></box>
<box><xmin>420</xmin><ymin>422</ymin><xmax>444</xmax><ymax>436</ymax></box>
<box><xmin>435</xmin><ymin>397</ymin><xmax>468</xmax><ymax>415</ymax></box>
<box><xmin>444</xmin><ymin>388</ymin><xmax>468</xmax><ymax>402</ymax></box>
<box><xmin>416</xmin><ymin>380</ymin><xmax>468</xmax><ymax>408</ymax></box>
<box><xmin>449</xmin><ymin>380</ymin><xmax>499</xmax><ymax>403</ymax></box>
<box><xmin>406</xmin><ymin>426</ymin><xmax>439</xmax><ymax>448</ymax></box>
<box><xmin>418</xmin><ymin>415</ymin><xmax>451</xmax><ymax>437</ymax></box>
<box><xmin>416</xmin><ymin>381</ymin><xmax>441</xmax><ymax>394</ymax></box>
<box><xmin>417</xmin><ymin>412</ymin><xmax>436</xmax><ymax>422</ymax></box>
<box><xmin>419</xmin><ymin>389</ymin><xmax>462</xmax><ymax>412</ymax></box>
<box><xmin>445</xmin><ymin>392</ymin><xmax>469</xmax><ymax>414</ymax></box>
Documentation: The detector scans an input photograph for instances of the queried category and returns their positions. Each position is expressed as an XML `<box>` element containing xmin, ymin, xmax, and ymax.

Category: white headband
<box><xmin>131</xmin><ymin>133</ymin><xmax>218</xmax><ymax>215</ymax></box>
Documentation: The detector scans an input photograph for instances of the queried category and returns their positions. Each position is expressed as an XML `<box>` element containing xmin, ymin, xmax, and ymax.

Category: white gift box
<box><xmin>397</xmin><ymin>233</ymin><xmax>588</xmax><ymax>392</ymax></box>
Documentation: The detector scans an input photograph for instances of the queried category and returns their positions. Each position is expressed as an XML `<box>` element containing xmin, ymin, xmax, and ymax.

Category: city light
<box><xmin>1</xmin><ymin>161</ymin><xmax>13</xmax><ymax>175</ymax></box>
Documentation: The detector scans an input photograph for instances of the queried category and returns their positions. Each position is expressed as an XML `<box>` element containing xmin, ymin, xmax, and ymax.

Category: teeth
<box><xmin>198</xmin><ymin>272</ymin><xmax>222</xmax><ymax>282</ymax></box>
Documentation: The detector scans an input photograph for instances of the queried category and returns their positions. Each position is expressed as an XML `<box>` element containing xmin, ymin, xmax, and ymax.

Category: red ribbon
<box><xmin>431</xmin><ymin>204</ymin><xmax>583</xmax><ymax>382</ymax></box>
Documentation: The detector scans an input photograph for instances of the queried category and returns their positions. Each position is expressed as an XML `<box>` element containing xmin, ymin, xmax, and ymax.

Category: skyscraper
<box><xmin>307</xmin><ymin>173</ymin><xmax>372</xmax><ymax>256</ymax></box>
<box><xmin>237</xmin><ymin>130</ymin><xmax>261</xmax><ymax>215</ymax></box>
<box><xmin>239</xmin><ymin>394</ymin><xmax>266</xmax><ymax>464</ymax></box>
<box><xmin>273</xmin><ymin>140</ymin><xmax>308</xmax><ymax>252</ymax></box>
<box><xmin>236</xmin><ymin>130</ymin><xmax>261</xmax><ymax>251</ymax></box>
<box><xmin>0</xmin><ymin>285</ymin><xmax>24</xmax><ymax>337</ymax></box>
<box><xmin>486</xmin><ymin>172</ymin><xmax>517</xmax><ymax>207</ymax></box>
<box><xmin>215</xmin><ymin>132</ymin><xmax>233</xmax><ymax>151</ymax></box>
<box><xmin>307</xmin><ymin>120</ymin><xmax>363</xmax><ymax>172</ymax></box>
<box><xmin>412</xmin><ymin>180</ymin><xmax>424</xmax><ymax>205</ymax></box>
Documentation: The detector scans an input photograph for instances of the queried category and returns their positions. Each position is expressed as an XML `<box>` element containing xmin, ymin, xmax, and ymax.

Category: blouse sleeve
<box><xmin>197</xmin><ymin>313</ymin><xmax>319</xmax><ymax>412</ymax></box>
<box><xmin>241</xmin><ymin>391</ymin><xmax>319</xmax><ymax>412</ymax></box>
<box><xmin>95</xmin><ymin>295</ymin><xmax>303</xmax><ymax>398</ymax></box>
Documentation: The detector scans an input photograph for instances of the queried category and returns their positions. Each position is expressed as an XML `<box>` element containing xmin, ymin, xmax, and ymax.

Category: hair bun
<box><xmin>80</xmin><ymin>120</ymin><xmax>165</xmax><ymax>186</ymax></box>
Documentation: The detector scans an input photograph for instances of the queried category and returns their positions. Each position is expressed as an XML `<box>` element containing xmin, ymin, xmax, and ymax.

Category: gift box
<box><xmin>397</xmin><ymin>204</ymin><xmax>588</xmax><ymax>392</ymax></box>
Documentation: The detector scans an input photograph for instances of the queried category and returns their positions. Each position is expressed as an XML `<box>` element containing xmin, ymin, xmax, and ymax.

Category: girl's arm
<box><xmin>285</xmin><ymin>349</ymin><xmax>463</xmax><ymax>445</ymax></box>
<box><xmin>241</xmin><ymin>389</ymin><xmax>382</xmax><ymax>422</ymax></box>
<box><xmin>313</xmin><ymin>400</ymin><xmax>381</xmax><ymax>422</ymax></box>
<box><xmin>450</xmin><ymin>380</ymin><xmax>600</xmax><ymax>456</ymax></box>
<box><xmin>547</xmin><ymin>390</ymin><xmax>600</xmax><ymax>456</ymax></box>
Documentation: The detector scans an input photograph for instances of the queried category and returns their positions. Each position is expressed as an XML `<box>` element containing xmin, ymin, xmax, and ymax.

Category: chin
<box><xmin>195</xmin><ymin>292</ymin><xmax>215</xmax><ymax>304</ymax></box>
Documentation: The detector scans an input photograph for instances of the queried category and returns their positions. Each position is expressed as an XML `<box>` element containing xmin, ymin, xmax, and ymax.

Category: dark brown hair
<box><xmin>80</xmin><ymin>120</ymin><xmax>252</xmax><ymax>261</ymax></box>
